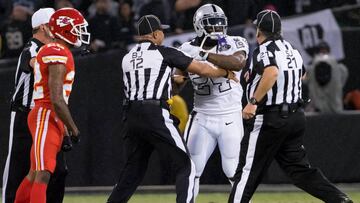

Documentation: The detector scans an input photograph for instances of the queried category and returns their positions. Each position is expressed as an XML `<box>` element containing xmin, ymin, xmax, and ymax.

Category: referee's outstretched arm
<box><xmin>180</xmin><ymin>59</ymin><xmax>239</xmax><ymax>82</ymax></box>
<box><xmin>188</xmin><ymin>59</ymin><xmax>236</xmax><ymax>79</ymax></box>
<box><xmin>172</xmin><ymin>60</ymin><xmax>240</xmax><ymax>88</ymax></box>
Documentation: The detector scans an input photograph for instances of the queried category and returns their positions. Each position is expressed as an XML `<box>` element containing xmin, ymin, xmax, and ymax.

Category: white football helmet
<box><xmin>193</xmin><ymin>4</ymin><xmax>228</xmax><ymax>39</ymax></box>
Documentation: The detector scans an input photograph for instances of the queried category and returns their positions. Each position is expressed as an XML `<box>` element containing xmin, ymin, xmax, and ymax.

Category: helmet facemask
<box><xmin>193</xmin><ymin>4</ymin><xmax>228</xmax><ymax>49</ymax></box>
<box><xmin>199</xmin><ymin>14</ymin><xmax>227</xmax><ymax>40</ymax></box>
<box><xmin>71</xmin><ymin>21</ymin><xmax>90</xmax><ymax>47</ymax></box>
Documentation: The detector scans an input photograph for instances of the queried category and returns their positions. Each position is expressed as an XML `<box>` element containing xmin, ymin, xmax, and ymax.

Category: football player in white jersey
<box><xmin>174</xmin><ymin>4</ymin><xmax>249</xmax><ymax>200</ymax></box>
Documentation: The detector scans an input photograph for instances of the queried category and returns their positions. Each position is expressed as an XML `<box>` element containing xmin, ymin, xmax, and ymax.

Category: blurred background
<box><xmin>0</xmin><ymin>0</ymin><xmax>360</xmax><ymax>201</ymax></box>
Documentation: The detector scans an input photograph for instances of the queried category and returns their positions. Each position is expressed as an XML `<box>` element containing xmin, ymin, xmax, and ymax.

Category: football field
<box><xmin>1</xmin><ymin>191</ymin><xmax>359</xmax><ymax>202</ymax></box>
<box><xmin>59</xmin><ymin>191</ymin><xmax>360</xmax><ymax>203</ymax></box>
<box><xmin>1</xmin><ymin>185</ymin><xmax>359</xmax><ymax>202</ymax></box>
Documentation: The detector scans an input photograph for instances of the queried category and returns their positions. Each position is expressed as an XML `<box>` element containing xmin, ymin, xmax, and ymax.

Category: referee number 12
<box><xmin>130</xmin><ymin>51</ymin><xmax>144</xmax><ymax>69</ymax></box>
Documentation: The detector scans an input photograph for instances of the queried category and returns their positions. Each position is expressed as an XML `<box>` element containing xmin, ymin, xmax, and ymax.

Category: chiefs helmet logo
<box><xmin>56</xmin><ymin>16</ymin><xmax>74</xmax><ymax>27</ymax></box>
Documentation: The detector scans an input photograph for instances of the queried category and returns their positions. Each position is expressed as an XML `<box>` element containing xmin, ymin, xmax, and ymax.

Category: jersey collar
<box><xmin>138</xmin><ymin>40</ymin><xmax>155</xmax><ymax>44</ymax></box>
<box><xmin>260</xmin><ymin>36</ymin><xmax>283</xmax><ymax>45</ymax></box>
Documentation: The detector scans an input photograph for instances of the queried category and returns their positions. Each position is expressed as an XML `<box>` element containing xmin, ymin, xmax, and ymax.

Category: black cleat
<box><xmin>340</xmin><ymin>197</ymin><xmax>353</xmax><ymax>203</ymax></box>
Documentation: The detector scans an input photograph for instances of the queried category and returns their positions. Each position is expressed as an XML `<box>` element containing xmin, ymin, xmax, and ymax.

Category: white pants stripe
<box><xmin>33</xmin><ymin>107</ymin><xmax>43</xmax><ymax>171</ymax></box>
<box><xmin>40</xmin><ymin>110</ymin><xmax>51</xmax><ymax>170</ymax></box>
<box><xmin>161</xmin><ymin>109</ymin><xmax>186</xmax><ymax>152</ymax></box>
<box><xmin>2</xmin><ymin>111</ymin><xmax>16</xmax><ymax>203</ymax></box>
<box><xmin>161</xmin><ymin>109</ymin><xmax>195</xmax><ymax>203</ymax></box>
<box><xmin>233</xmin><ymin>115</ymin><xmax>263</xmax><ymax>203</ymax></box>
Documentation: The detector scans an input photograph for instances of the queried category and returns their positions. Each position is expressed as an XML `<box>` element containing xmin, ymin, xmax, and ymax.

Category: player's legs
<box><xmin>2</xmin><ymin>111</ymin><xmax>32</xmax><ymax>203</ymax></box>
<box><xmin>184</xmin><ymin>112</ymin><xmax>217</xmax><ymax>199</ymax></box>
<box><xmin>14</xmin><ymin>108</ymin><xmax>39</xmax><ymax>203</ymax></box>
<box><xmin>14</xmin><ymin>170</ymin><xmax>35</xmax><ymax>203</ymax></box>
<box><xmin>32</xmin><ymin>111</ymin><xmax>62</xmax><ymax>203</ymax></box>
<box><xmin>4</xmin><ymin>111</ymin><xmax>67</xmax><ymax>203</ymax></box>
<box><xmin>31</xmin><ymin>171</ymin><xmax>51</xmax><ymax>203</ymax></box>
<box><xmin>275</xmin><ymin>111</ymin><xmax>352</xmax><ymax>203</ymax></box>
<box><xmin>47</xmin><ymin>152</ymin><xmax>68</xmax><ymax>203</ymax></box>
<box><xmin>218</xmin><ymin>111</ymin><xmax>243</xmax><ymax>183</ymax></box>
<box><xmin>15</xmin><ymin>107</ymin><xmax>62</xmax><ymax>203</ymax></box>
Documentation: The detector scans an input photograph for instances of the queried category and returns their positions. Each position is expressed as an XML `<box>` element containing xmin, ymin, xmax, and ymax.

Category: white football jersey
<box><xmin>179</xmin><ymin>35</ymin><xmax>249</xmax><ymax>114</ymax></box>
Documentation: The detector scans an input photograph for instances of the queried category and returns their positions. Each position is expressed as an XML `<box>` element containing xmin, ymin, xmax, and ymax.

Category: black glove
<box><xmin>71</xmin><ymin>134</ymin><xmax>80</xmax><ymax>144</ymax></box>
<box><xmin>62</xmin><ymin>135</ymin><xmax>73</xmax><ymax>152</ymax></box>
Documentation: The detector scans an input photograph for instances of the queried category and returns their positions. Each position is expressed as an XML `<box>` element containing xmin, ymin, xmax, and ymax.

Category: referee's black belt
<box><xmin>123</xmin><ymin>99</ymin><xmax>169</xmax><ymax>109</ymax></box>
<box><xmin>257</xmin><ymin>103</ymin><xmax>302</xmax><ymax>115</ymax></box>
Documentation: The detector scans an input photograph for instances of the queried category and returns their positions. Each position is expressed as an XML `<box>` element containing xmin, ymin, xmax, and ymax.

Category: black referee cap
<box><xmin>137</xmin><ymin>15</ymin><xmax>170</xmax><ymax>35</ymax></box>
<box><xmin>254</xmin><ymin>10</ymin><xmax>281</xmax><ymax>33</ymax></box>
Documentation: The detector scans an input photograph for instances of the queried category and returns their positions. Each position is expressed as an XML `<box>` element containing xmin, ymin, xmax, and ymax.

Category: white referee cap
<box><xmin>31</xmin><ymin>8</ymin><xmax>55</xmax><ymax>28</ymax></box>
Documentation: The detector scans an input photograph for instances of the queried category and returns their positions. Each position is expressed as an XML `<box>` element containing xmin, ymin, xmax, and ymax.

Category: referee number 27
<box><xmin>130</xmin><ymin>51</ymin><xmax>144</xmax><ymax>69</ymax></box>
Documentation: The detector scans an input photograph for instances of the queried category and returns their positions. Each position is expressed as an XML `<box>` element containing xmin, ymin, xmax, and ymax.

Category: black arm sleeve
<box><xmin>158</xmin><ymin>46</ymin><xmax>193</xmax><ymax>71</ymax></box>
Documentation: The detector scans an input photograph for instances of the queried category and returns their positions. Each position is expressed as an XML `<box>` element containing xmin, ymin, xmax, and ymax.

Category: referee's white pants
<box><xmin>184</xmin><ymin>110</ymin><xmax>244</xmax><ymax>199</ymax></box>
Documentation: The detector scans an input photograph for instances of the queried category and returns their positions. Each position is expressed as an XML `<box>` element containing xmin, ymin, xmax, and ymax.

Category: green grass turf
<box><xmin>57</xmin><ymin>191</ymin><xmax>360</xmax><ymax>203</ymax></box>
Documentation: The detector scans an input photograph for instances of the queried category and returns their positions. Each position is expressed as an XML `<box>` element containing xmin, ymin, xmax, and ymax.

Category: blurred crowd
<box><xmin>0</xmin><ymin>0</ymin><xmax>359</xmax><ymax>58</ymax></box>
<box><xmin>303</xmin><ymin>40</ymin><xmax>360</xmax><ymax>113</ymax></box>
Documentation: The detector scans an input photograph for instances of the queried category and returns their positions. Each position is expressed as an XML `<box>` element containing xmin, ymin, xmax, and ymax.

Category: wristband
<box><xmin>249</xmin><ymin>97</ymin><xmax>258</xmax><ymax>105</ymax></box>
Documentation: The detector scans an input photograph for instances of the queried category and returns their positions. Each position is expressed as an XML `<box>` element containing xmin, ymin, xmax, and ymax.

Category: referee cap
<box><xmin>137</xmin><ymin>15</ymin><xmax>170</xmax><ymax>35</ymax></box>
<box><xmin>254</xmin><ymin>10</ymin><xmax>281</xmax><ymax>33</ymax></box>
<box><xmin>31</xmin><ymin>8</ymin><xmax>55</xmax><ymax>28</ymax></box>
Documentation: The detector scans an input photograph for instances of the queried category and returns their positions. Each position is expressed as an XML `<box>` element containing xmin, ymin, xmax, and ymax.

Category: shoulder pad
<box><xmin>178</xmin><ymin>41</ymin><xmax>195</xmax><ymax>52</ymax></box>
<box><xmin>39</xmin><ymin>43</ymin><xmax>68</xmax><ymax>64</ymax></box>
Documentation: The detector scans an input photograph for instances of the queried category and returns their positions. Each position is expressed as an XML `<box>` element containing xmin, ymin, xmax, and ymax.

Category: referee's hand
<box><xmin>243</xmin><ymin>103</ymin><xmax>257</xmax><ymax>120</ymax></box>
<box><xmin>227</xmin><ymin>71</ymin><xmax>239</xmax><ymax>83</ymax></box>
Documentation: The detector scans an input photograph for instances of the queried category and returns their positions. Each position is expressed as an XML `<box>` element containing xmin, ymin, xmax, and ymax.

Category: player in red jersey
<box><xmin>14</xmin><ymin>8</ymin><xmax>90</xmax><ymax>203</ymax></box>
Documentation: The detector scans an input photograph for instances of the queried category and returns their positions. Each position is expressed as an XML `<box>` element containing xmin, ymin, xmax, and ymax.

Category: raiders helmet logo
<box><xmin>56</xmin><ymin>16</ymin><xmax>74</xmax><ymax>27</ymax></box>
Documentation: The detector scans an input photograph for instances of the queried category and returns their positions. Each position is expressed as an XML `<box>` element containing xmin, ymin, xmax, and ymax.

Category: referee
<box><xmin>229</xmin><ymin>10</ymin><xmax>353</xmax><ymax>203</ymax></box>
<box><xmin>2</xmin><ymin>8</ymin><xmax>67</xmax><ymax>203</ymax></box>
<box><xmin>107</xmin><ymin>15</ymin><xmax>237</xmax><ymax>203</ymax></box>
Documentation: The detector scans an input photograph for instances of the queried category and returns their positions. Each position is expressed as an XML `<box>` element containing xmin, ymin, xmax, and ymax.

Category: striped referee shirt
<box><xmin>11</xmin><ymin>38</ymin><xmax>43</xmax><ymax>110</ymax></box>
<box><xmin>122</xmin><ymin>41</ymin><xmax>192</xmax><ymax>101</ymax></box>
<box><xmin>247</xmin><ymin>37</ymin><xmax>305</xmax><ymax>106</ymax></box>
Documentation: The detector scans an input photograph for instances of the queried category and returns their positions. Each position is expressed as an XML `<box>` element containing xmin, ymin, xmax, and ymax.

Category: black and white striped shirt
<box><xmin>247</xmin><ymin>38</ymin><xmax>305</xmax><ymax>106</ymax></box>
<box><xmin>122</xmin><ymin>41</ymin><xmax>192</xmax><ymax>101</ymax></box>
<box><xmin>11</xmin><ymin>38</ymin><xmax>43</xmax><ymax>110</ymax></box>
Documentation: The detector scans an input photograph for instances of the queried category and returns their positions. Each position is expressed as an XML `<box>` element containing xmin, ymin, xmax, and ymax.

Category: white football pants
<box><xmin>184</xmin><ymin>110</ymin><xmax>244</xmax><ymax>200</ymax></box>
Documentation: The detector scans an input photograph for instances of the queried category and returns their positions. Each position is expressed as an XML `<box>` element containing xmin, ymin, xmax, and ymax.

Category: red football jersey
<box><xmin>33</xmin><ymin>43</ymin><xmax>75</xmax><ymax>105</ymax></box>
